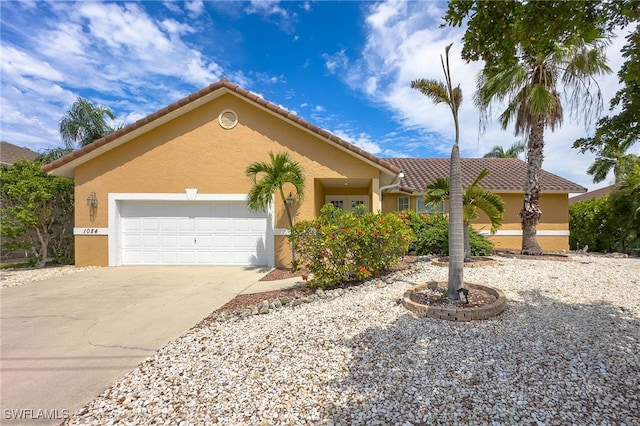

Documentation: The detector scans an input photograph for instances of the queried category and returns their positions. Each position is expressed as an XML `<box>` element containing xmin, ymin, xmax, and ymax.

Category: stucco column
<box><xmin>371</xmin><ymin>178</ymin><xmax>380</xmax><ymax>212</ymax></box>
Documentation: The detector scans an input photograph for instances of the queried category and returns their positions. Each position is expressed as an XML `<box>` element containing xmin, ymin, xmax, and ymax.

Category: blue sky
<box><xmin>1</xmin><ymin>1</ymin><xmax>636</xmax><ymax>192</ymax></box>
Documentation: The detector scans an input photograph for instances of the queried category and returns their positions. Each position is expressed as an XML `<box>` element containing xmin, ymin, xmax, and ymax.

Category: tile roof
<box><xmin>568</xmin><ymin>184</ymin><xmax>615</xmax><ymax>203</ymax></box>
<box><xmin>0</xmin><ymin>141</ymin><xmax>40</xmax><ymax>164</ymax></box>
<box><xmin>43</xmin><ymin>79</ymin><xmax>401</xmax><ymax>176</ymax></box>
<box><xmin>385</xmin><ymin>158</ymin><xmax>586</xmax><ymax>194</ymax></box>
<box><xmin>0</xmin><ymin>141</ymin><xmax>39</xmax><ymax>165</ymax></box>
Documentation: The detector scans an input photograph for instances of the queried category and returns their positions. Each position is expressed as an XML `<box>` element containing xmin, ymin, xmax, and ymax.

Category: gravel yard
<box><xmin>0</xmin><ymin>265</ymin><xmax>99</xmax><ymax>288</ymax></box>
<box><xmin>18</xmin><ymin>255</ymin><xmax>640</xmax><ymax>425</ymax></box>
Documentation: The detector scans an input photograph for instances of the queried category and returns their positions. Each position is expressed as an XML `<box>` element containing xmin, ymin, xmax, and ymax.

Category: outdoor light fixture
<box><xmin>87</xmin><ymin>192</ymin><xmax>98</xmax><ymax>208</ymax></box>
<box><xmin>286</xmin><ymin>192</ymin><xmax>295</xmax><ymax>207</ymax></box>
<box><xmin>87</xmin><ymin>192</ymin><xmax>98</xmax><ymax>222</ymax></box>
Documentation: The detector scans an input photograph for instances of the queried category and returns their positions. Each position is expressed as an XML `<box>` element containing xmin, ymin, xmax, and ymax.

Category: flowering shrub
<box><xmin>288</xmin><ymin>204</ymin><xmax>412</xmax><ymax>289</ymax></box>
<box><xmin>399</xmin><ymin>210</ymin><xmax>493</xmax><ymax>256</ymax></box>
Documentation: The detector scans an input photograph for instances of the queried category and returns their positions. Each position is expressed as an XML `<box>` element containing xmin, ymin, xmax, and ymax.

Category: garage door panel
<box><xmin>196</xmin><ymin>235</ymin><xmax>214</xmax><ymax>248</ymax></box>
<box><xmin>119</xmin><ymin>200</ymin><xmax>268</xmax><ymax>266</ymax></box>
<box><xmin>142</xmin><ymin>218</ymin><xmax>159</xmax><ymax>231</ymax></box>
<box><xmin>160</xmin><ymin>218</ymin><xmax>178</xmax><ymax>231</ymax></box>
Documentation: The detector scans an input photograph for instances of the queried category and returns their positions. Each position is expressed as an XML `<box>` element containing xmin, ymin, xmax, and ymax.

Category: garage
<box><xmin>118</xmin><ymin>200</ymin><xmax>269</xmax><ymax>266</ymax></box>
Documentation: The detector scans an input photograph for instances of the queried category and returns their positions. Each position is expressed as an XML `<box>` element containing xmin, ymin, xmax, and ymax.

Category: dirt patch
<box><xmin>219</xmin><ymin>256</ymin><xmax>418</xmax><ymax>314</ymax></box>
<box><xmin>214</xmin><ymin>286</ymin><xmax>314</xmax><ymax>313</ymax></box>
<box><xmin>409</xmin><ymin>285</ymin><xmax>497</xmax><ymax>309</ymax></box>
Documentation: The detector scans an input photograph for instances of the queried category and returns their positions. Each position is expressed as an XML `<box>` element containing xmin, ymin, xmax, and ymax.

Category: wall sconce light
<box><xmin>286</xmin><ymin>192</ymin><xmax>295</xmax><ymax>207</ymax></box>
<box><xmin>87</xmin><ymin>192</ymin><xmax>98</xmax><ymax>222</ymax></box>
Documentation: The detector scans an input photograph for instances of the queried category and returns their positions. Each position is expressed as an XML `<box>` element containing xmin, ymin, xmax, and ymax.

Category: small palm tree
<box><xmin>483</xmin><ymin>141</ymin><xmax>526</xmax><ymax>158</ymax></box>
<box><xmin>59</xmin><ymin>97</ymin><xmax>122</xmax><ymax>149</ymax></box>
<box><xmin>245</xmin><ymin>152</ymin><xmax>305</xmax><ymax>228</ymax></box>
<box><xmin>411</xmin><ymin>43</ymin><xmax>464</xmax><ymax>300</ymax></box>
<box><xmin>424</xmin><ymin>168</ymin><xmax>505</xmax><ymax>262</ymax></box>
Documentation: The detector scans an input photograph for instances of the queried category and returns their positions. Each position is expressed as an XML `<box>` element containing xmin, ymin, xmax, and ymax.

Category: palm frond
<box><xmin>410</xmin><ymin>79</ymin><xmax>450</xmax><ymax>105</ymax></box>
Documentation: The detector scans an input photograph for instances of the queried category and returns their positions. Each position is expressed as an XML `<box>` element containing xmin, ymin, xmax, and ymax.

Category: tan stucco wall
<box><xmin>73</xmin><ymin>93</ymin><xmax>382</xmax><ymax>267</ymax></box>
<box><xmin>383</xmin><ymin>192</ymin><xmax>571</xmax><ymax>253</ymax></box>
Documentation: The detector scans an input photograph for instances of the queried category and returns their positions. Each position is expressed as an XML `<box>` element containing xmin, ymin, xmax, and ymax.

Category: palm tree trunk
<box><xmin>463</xmin><ymin>221</ymin><xmax>471</xmax><ymax>262</ymax></box>
<box><xmin>279</xmin><ymin>187</ymin><xmax>296</xmax><ymax>262</ymax></box>
<box><xmin>521</xmin><ymin>121</ymin><xmax>544</xmax><ymax>255</ymax></box>
<box><xmin>448</xmin><ymin>143</ymin><xmax>464</xmax><ymax>299</ymax></box>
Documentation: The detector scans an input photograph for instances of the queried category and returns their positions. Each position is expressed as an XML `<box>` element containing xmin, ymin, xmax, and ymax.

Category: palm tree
<box><xmin>245</xmin><ymin>151</ymin><xmax>305</xmax><ymax>229</ymax></box>
<box><xmin>476</xmin><ymin>34</ymin><xmax>611</xmax><ymax>255</ymax></box>
<box><xmin>59</xmin><ymin>97</ymin><xmax>122</xmax><ymax>149</ymax></box>
<box><xmin>425</xmin><ymin>168</ymin><xmax>505</xmax><ymax>262</ymax></box>
<box><xmin>587</xmin><ymin>143</ymin><xmax>640</xmax><ymax>184</ymax></box>
<box><xmin>411</xmin><ymin>43</ymin><xmax>464</xmax><ymax>300</ymax></box>
<box><xmin>483</xmin><ymin>141</ymin><xmax>526</xmax><ymax>158</ymax></box>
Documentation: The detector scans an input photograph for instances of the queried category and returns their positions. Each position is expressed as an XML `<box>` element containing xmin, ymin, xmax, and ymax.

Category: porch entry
<box><xmin>324</xmin><ymin>195</ymin><xmax>370</xmax><ymax>212</ymax></box>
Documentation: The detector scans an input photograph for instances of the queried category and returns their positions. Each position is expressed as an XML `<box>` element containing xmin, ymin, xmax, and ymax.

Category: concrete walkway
<box><xmin>0</xmin><ymin>266</ymin><xmax>303</xmax><ymax>425</ymax></box>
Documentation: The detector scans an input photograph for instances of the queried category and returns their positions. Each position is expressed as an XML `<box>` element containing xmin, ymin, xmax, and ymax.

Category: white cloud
<box><xmin>0</xmin><ymin>2</ymin><xmax>236</xmax><ymax>149</ymax></box>
<box><xmin>323</xmin><ymin>49</ymin><xmax>349</xmax><ymax>74</ymax></box>
<box><xmin>342</xmin><ymin>0</ymin><xmax>632</xmax><ymax>192</ymax></box>
<box><xmin>333</xmin><ymin>129</ymin><xmax>382</xmax><ymax>155</ymax></box>
<box><xmin>185</xmin><ymin>0</ymin><xmax>205</xmax><ymax>18</ymax></box>
<box><xmin>1</xmin><ymin>46</ymin><xmax>65</xmax><ymax>81</ymax></box>
<box><xmin>246</xmin><ymin>0</ymin><xmax>288</xmax><ymax>18</ymax></box>
<box><xmin>160</xmin><ymin>19</ymin><xmax>195</xmax><ymax>35</ymax></box>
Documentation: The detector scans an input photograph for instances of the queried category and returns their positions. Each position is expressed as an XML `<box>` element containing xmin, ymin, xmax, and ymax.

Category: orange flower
<box><xmin>360</xmin><ymin>267</ymin><xmax>368</xmax><ymax>275</ymax></box>
<box><xmin>329</xmin><ymin>234</ymin><xmax>335</xmax><ymax>239</ymax></box>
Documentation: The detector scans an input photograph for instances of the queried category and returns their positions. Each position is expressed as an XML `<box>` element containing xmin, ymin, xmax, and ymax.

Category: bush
<box><xmin>288</xmin><ymin>204</ymin><xmax>412</xmax><ymax>289</ymax></box>
<box><xmin>399</xmin><ymin>210</ymin><xmax>494</xmax><ymax>256</ymax></box>
<box><xmin>569</xmin><ymin>197</ymin><xmax>613</xmax><ymax>252</ymax></box>
<box><xmin>0</xmin><ymin>160</ymin><xmax>74</xmax><ymax>266</ymax></box>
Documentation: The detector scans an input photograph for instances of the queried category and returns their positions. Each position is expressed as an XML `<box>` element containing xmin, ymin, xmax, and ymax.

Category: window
<box><xmin>398</xmin><ymin>196</ymin><xmax>409</xmax><ymax>211</ymax></box>
<box><xmin>324</xmin><ymin>196</ymin><xmax>369</xmax><ymax>212</ymax></box>
<box><xmin>417</xmin><ymin>197</ymin><xmax>444</xmax><ymax>214</ymax></box>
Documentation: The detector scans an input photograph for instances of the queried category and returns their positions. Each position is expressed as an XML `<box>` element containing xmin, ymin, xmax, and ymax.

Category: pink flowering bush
<box><xmin>288</xmin><ymin>204</ymin><xmax>412</xmax><ymax>289</ymax></box>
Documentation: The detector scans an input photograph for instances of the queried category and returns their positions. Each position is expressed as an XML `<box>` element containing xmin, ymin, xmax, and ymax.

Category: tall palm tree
<box><xmin>411</xmin><ymin>43</ymin><xmax>464</xmax><ymax>300</ymax></box>
<box><xmin>483</xmin><ymin>141</ymin><xmax>526</xmax><ymax>158</ymax></box>
<box><xmin>59</xmin><ymin>97</ymin><xmax>122</xmax><ymax>149</ymax></box>
<box><xmin>425</xmin><ymin>168</ymin><xmax>505</xmax><ymax>262</ymax></box>
<box><xmin>245</xmin><ymin>151</ymin><xmax>305</xmax><ymax>229</ymax></box>
<box><xmin>476</xmin><ymin>34</ymin><xmax>611</xmax><ymax>255</ymax></box>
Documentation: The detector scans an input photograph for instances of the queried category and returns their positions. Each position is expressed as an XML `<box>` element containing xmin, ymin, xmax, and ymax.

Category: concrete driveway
<box><xmin>0</xmin><ymin>266</ymin><xmax>277</xmax><ymax>425</ymax></box>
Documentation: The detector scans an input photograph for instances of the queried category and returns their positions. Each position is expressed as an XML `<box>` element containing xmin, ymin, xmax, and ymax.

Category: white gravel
<box><xmin>0</xmin><ymin>265</ymin><xmax>99</xmax><ymax>288</ymax></box>
<box><xmin>54</xmin><ymin>255</ymin><xmax>640</xmax><ymax>425</ymax></box>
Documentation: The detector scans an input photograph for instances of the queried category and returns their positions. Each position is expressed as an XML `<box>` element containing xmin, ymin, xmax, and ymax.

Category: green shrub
<box><xmin>569</xmin><ymin>197</ymin><xmax>612</xmax><ymax>252</ymax></box>
<box><xmin>288</xmin><ymin>204</ymin><xmax>412</xmax><ymax>289</ymax></box>
<box><xmin>399</xmin><ymin>210</ymin><xmax>493</xmax><ymax>256</ymax></box>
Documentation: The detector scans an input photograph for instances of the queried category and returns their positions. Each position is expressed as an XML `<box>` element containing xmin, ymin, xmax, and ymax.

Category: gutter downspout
<box><xmin>379</xmin><ymin>172</ymin><xmax>404</xmax><ymax>211</ymax></box>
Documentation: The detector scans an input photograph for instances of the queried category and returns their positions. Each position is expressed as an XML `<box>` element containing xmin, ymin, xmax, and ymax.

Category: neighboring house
<box><xmin>384</xmin><ymin>158</ymin><xmax>586</xmax><ymax>252</ymax></box>
<box><xmin>44</xmin><ymin>80</ymin><xmax>585</xmax><ymax>267</ymax></box>
<box><xmin>0</xmin><ymin>141</ymin><xmax>39</xmax><ymax>166</ymax></box>
<box><xmin>568</xmin><ymin>184</ymin><xmax>615</xmax><ymax>204</ymax></box>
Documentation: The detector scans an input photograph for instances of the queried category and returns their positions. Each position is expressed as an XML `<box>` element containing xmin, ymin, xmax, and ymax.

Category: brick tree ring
<box><xmin>431</xmin><ymin>256</ymin><xmax>497</xmax><ymax>268</ymax></box>
<box><xmin>402</xmin><ymin>281</ymin><xmax>506</xmax><ymax>321</ymax></box>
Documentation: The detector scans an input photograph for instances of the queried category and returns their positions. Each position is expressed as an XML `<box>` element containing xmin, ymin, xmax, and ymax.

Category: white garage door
<box><xmin>119</xmin><ymin>201</ymin><xmax>269</xmax><ymax>265</ymax></box>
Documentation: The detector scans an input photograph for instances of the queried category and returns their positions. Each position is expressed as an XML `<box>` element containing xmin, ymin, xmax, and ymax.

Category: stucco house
<box><xmin>44</xmin><ymin>80</ymin><xmax>585</xmax><ymax>268</ymax></box>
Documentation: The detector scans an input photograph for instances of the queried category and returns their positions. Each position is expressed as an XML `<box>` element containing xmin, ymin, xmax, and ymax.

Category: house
<box><xmin>44</xmin><ymin>80</ymin><xmax>585</xmax><ymax>267</ymax></box>
<box><xmin>569</xmin><ymin>184</ymin><xmax>615</xmax><ymax>204</ymax></box>
<box><xmin>383</xmin><ymin>158</ymin><xmax>586</xmax><ymax>252</ymax></box>
<box><xmin>0</xmin><ymin>141</ymin><xmax>39</xmax><ymax>166</ymax></box>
